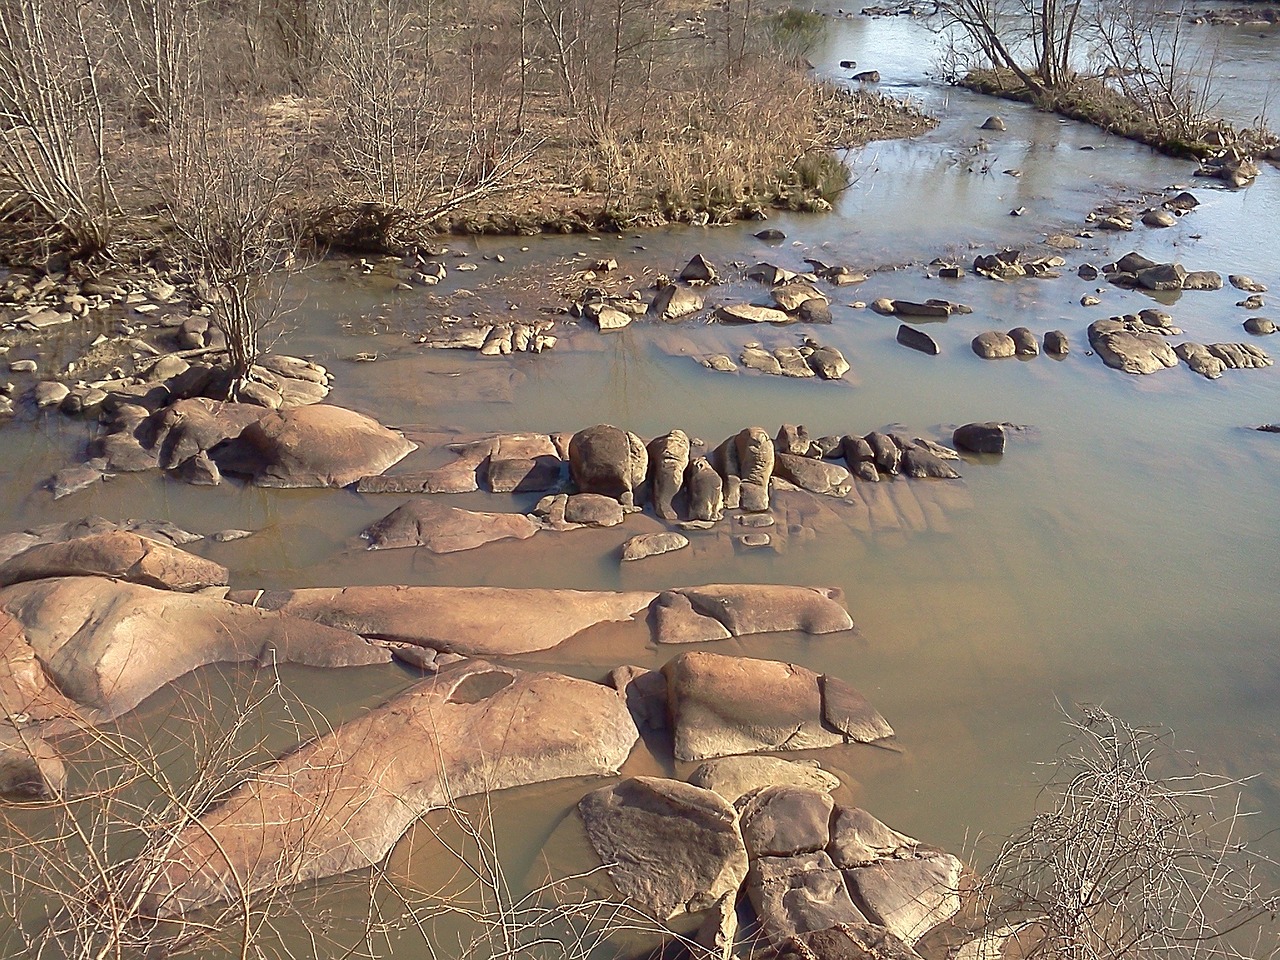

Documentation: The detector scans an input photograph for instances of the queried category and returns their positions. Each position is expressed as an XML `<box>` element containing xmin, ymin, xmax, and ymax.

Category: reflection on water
<box><xmin>1</xmin><ymin>11</ymin><xmax>1279</xmax><ymax>954</ymax></box>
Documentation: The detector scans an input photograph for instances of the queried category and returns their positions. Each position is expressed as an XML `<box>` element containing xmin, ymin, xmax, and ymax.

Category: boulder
<box><xmin>595</xmin><ymin>307</ymin><xmax>632</xmax><ymax>331</ymax></box>
<box><xmin>1043</xmin><ymin>330</ymin><xmax>1069</xmax><ymax>355</ymax></box>
<box><xmin>1244</xmin><ymin>317</ymin><xmax>1277</xmax><ymax>335</ymax></box>
<box><xmin>1230</xmin><ymin>275</ymin><xmax>1267</xmax><ymax>294</ymax></box>
<box><xmin>662</xmin><ymin>651</ymin><xmax>891</xmax><ymax>762</ymax></box>
<box><xmin>1088</xmin><ymin>319</ymin><xmax>1178</xmax><ymax>374</ymax></box>
<box><xmin>212</xmin><ymin>404</ymin><xmax>416</xmax><ymax>487</ymax></box>
<box><xmin>0</xmin><ymin>578</ymin><xmax>388</xmax><ymax>721</ymax></box>
<box><xmin>131</xmin><ymin>663</ymin><xmax>639</xmax><ymax>916</ymax></box>
<box><xmin>686</xmin><ymin>458</ymin><xmax>725</xmax><ymax>522</ymax></box>
<box><xmin>899</xmin><ymin>448</ymin><xmax>961</xmax><ymax>480</ymax></box>
<box><xmin>687</xmin><ymin>756</ymin><xmax>841</xmax><ymax>803</ymax></box>
<box><xmin>651</xmin><ymin>285</ymin><xmax>704</xmax><ymax>321</ymax></box>
<box><xmin>621</xmin><ymin>532</ymin><xmax>689</xmax><ymax>561</ymax></box>
<box><xmin>980</xmin><ymin>115</ymin><xmax>1006</xmax><ymax>131</ymax></box>
<box><xmin>829</xmin><ymin>806</ymin><xmax>919</xmax><ymax>868</ymax></box>
<box><xmin>738</xmin><ymin>785</ymin><xmax>834</xmax><ymax>859</ymax></box>
<box><xmin>648</xmin><ymin>430</ymin><xmax>691</xmax><ymax>520</ymax></box>
<box><xmin>864</xmin><ymin>432</ymin><xmax>901</xmax><ymax>476</ymax></box>
<box><xmin>896</xmin><ymin>325</ymin><xmax>939</xmax><ymax>355</ymax></box>
<box><xmin>1007</xmin><ymin>327</ymin><xmax>1038</xmax><ymax>356</ymax></box>
<box><xmin>487</xmin><ymin>455</ymin><xmax>562</xmax><ymax>493</ymax></box>
<box><xmin>1181</xmin><ymin>270</ymin><xmax>1223</xmax><ymax>291</ymax></box>
<box><xmin>952</xmin><ymin>422</ymin><xmax>1006</xmax><ymax>455</ymax></box>
<box><xmin>235</xmin><ymin>584</ymin><xmax>656</xmax><ymax>657</ymax></box>
<box><xmin>568</xmin><ymin>424</ymin><xmax>648</xmax><ymax>507</ymax></box>
<box><xmin>742</xmin><ymin>345</ymin><xmax>785</xmax><ymax>375</ymax></box>
<box><xmin>564</xmin><ymin>492</ymin><xmax>626</xmax><ymax>526</ymax></box>
<box><xmin>1142</xmin><ymin>209</ymin><xmax>1177</xmax><ymax>228</ymax></box>
<box><xmin>772</xmin><ymin>924</ymin><xmax>923</xmax><ymax>960</ymax></box>
<box><xmin>735</xmin><ymin>427</ymin><xmax>775</xmax><ymax>512</ymax></box>
<box><xmin>774</xmin><ymin>453</ymin><xmax>853</xmax><ymax>496</ymax></box>
<box><xmin>680</xmin><ymin>254</ymin><xmax>719</xmax><ymax>283</ymax></box>
<box><xmin>718</xmin><ymin>304</ymin><xmax>793</xmax><ymax>325</ymax></box>
<box><xmin>844</xmin><ymin>853</ymin><xmax>964</xmax><ymax>945</ymax></box>
<box><xmin>748</xmin><ymin>852</ymin><xmax>867</xmax><ymax>944</ymax></box>
<box><xmin>773</xmin><ymin>282</ymin><xmax>829</xmax><ymax>312</ymax></box>
<box><xmin>971</xmin><ymin>331</ymin><xmax>1016</xmax><ymax>359</ymax></box>
<box><xmin>576</xmin><ymin>777</ymin><xmax>748</xmax><ymax>920</ymax></box>
<box><xmin>362</xmin><ymin>500</ymin><xmax>540</xmax><ymax>553</ymax></box>
<box><xmin>650</xmin><ymin>584</ymin><xmax>853</xmax><ymax>645</ymax></box>
<box><xmin>0</xmin><ymin>516</ymin><xmax>200</xmax><ymax>566</ymax></box>
<box><xmin>0</xmin><ymin>532</ymin><xmax>228</xmax><ymax>592</ymax></box>
<box><xmin>798</xmin><ymin>299</ymin><xmax>833</xmax><ymax>324</ymax></box>
<box><xmin>1207</xmin><ymin>342</ymin><xmax>1272</xmax><ymax>370</ymax></box>
<box><xmin>806</xmin><ymin>343</ymin><xmax>850</xmax><ymax>380</ymax></box>
<box><xmin>776</xmin><ymin>346</ymin><xmax>817</xmax><ymax>378</ymax></box>
<box><xmin>1174</xmin><ymin>341</ymin><xmax>1225</xmax><ymax>379</ymax></box>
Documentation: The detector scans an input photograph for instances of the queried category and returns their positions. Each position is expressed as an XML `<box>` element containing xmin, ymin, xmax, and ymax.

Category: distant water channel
<box><xmin>1</xmin><ymin>10</ymin><xmax>1278</xmax><ymax>957</ymax></box>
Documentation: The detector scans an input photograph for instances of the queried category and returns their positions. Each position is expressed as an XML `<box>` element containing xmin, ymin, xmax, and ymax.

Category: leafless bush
<box><xmin>974</xmin><ymin>706</ymin><xmax>1280</xmax><ymax>960</ymax></box>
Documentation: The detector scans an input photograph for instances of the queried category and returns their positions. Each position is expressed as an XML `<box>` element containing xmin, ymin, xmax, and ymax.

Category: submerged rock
<box><xmin>649</xmin><ymin>584</ymin><xmax>854</xmax><ymax>645</ymax></box>
<box><xmin>362</xmin><ymin>500</ymin><xmax>540</xmax><ymax>552</ymax></box>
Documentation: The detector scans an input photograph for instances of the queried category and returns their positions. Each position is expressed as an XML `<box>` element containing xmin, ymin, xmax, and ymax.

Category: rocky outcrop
<box><xmin>649</xmin><ymin>430</ymin><xmax>691</xmax><ymax>521</ymax></box>
<box><xmin>362</xmin><ymin>500</ymin><xmax>540</xmax><ymax>552</ymax></box>
<box><xmin>213</xmin><ymin>404</ymin><xmax>417</xmax><ymax>487</ymax></box>
<box><xmin>687</xmin><ymin>756</ymin><xmax>841</xmax><ymax>803</ymax></box>
<box><xmin>649</xmin><ymin>584</ymin><xmax>854</xmax><ymax>645</ymax></box>
<box><xmin>0</xmin><ymin>578</ymin><xmax>388</xmax><ymax>721</ymax></box>
<box><xmin>569</xmin><ymin>424</ymin><xmax>648</xmax><ymax>507</ymax></box>
<box><xmin>130</xmin><ymin>663</ymin><xmax>639</xmax><ymax>916</ymax></box>
<box><xmin>0</xmin><ymin>531</ymin><xmax>227</xmax><ymax>592</ymax></box>
<box><xmin>1087</xmin><ymin>318</ymin><xmax>1178</xmax><ymax>374</ymax></box>
<box><xmin>662</xmin><ymin>651</ymin><xmax>891</xmax><ymax>762</ymax></box>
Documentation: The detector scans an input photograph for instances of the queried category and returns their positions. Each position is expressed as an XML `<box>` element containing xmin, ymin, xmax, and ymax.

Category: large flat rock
<box><xmin>0</xmin><ymin>531</ymin><xmax>228</xmax><ymax>592</ymax></box>
<box><xmin>650</xmin><ymin>584</ymin><xmax>854</xmax><ymax>644</ymax></box>
<box><xmin>131</xmin><ymin>662</ymin><xmax>639</xmax><ymax>916</ymax></box>
<box><xmin>362</xmin><ymin>500</ymin><xmax>540</xmax><ymax>552</ymax></box>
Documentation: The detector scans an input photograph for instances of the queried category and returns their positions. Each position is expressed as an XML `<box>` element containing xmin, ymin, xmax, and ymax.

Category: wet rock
<box><xmin>875</xmin><ymin>298</ymin><xmax>965</xmax><ymax>318</ymax></box>
<box><xmin>240</xmin><ymin>584</ymin><xmax>655</xmax><ymax>657</ymax></box>
<box><xmin>48</xmin><ymin>463</ymin><xmax>106</xmax><ymax>499</ymax></box>
<box><xmin>776</xmin><ymin>346</ymin><xmax>817</xmax><ymax>377</ymax></box>
<box><xmin>174</xmin><ymin>452</ymin><xmax>222</xmax><ymax>485</ymax></box>
<box><xmin>747</xmin><ymin>263</ymin><xmax>797</xmax><ymax>286</ymax></box>
<box><xmin>739</xmin><ymin>785</ymin><xmax>834</xmax><ymax>859</ymax></box>
<box><xmin>0</xmin><ymin>578</ymin><xmax>387</xmax><ymax>721</ymax></box>
<box><xmin>853</xmin><ymin>69</ymin><xmax>880</xmax><ymax>82</ymax></box>
<box><xmin>488</xmin><ymin>455</ymin><xmax>562</xmax><ymax>494</ymax></box>
<box><xmin>1142</xmin><ymin>209</ymin><xmax>1177</xmax><ymax>228</ymax></box>
<box><xmin>1230</xmin><ymin>275</ymin><xmax>1267</xmax><ymax>294</ymax></box>
<box><xmin>688</xmin><ymin>756</ymin><xmax>841</xmax><ymax>803</ymax></box>
<box><xmin>1007</xmin><ymin>327</ymin><xmax>1038</xmax><ymax>356</ymax></box>
<box><xmin>569</xmin><ymin>424</ymin><xmax>648</xmax><ymax>507</ymax></box>
<box><xmin>703</xmin><ymin>354</ymin><xmax>738</xmax><ymax>373</ymax></box>
<box><xmin>650</xmin><ymin>585</ymin><xmax>853</xmax><ymax>646</ymax></box>
<box><xmin>742</xmin><ymin>344</ymin><xmax>785</xmax><ymax>375</ymax></box>
<box><xmin>564</xmin><ymin>492</ymin><xmax>627</xmax><ymax>527</ymax></box>
<box><xmin>1182</xmin><ymin>270</ymin><xmax>1223</xmax><ymax>291</ymax></box>
<box><xmin>1239</xmin><ymin>294</ymin><xmax>1265</xmax><ymax>310</ymax></box>
<box><xmin>1043</xmin><ymin>330</ymin><xmax>1069</xmax><ymax>355</ymax></box>
<box><xmin>363</xmin><ymin>500</ymin><xmax>540</xmax><ymax>552</ymax></box>
<box><xmin>952</xmin><ymin>422</ymin><xmax>1006</xmax><ymax>455</ymax></box>
<box><xmin>1164</xmin><ymin>191</ymin><xmax>1199</xmax><ymax>212</ymax></box>
<box><xmin>735</xmin><ymin>427</ymin><xmax>775</xmax><ymax>512</ymax></box>
<box><xmin>651</xmin><ymin>284</ymin><xmax>704</xmax><ymax>321</ymax></box>
<box><xmin>806</xmin><ymin>342</ymin><xmax>850</xmax><ymax>380</ymax></box>
<box><xmin>34</xmin><ymin>381</ymin><xmax>69</xmax><ymax>409</ymax></box>
<box><xmin>621</xmin><ymin>532</ymin><xmax>689</xmax><ymax>561</ymax></box>
<box><xmin>595</xmin><ymin>307</ymin><xmax>632</xmax><ymax>331</ymax></box>
<box><xmin>772</xmin><ymin>282</ymin><xmax>829</xmax><ymax>313</ymax></box>
<box><xmin>145</xmin><ymin>398</ymin><xmax>266</xmax><ymax>471</ymax></box>
<box><xmin>828</xmin><ymin>806</ymin><xmax>918</xmax><ymax>868</ymax></box>
<box><xmin>972</xmin><ymin>331</ymin><xmax>1016</xmax><ymax>359</ymax></box>
<box><xmin>718</xmin><ymin>304</ymin><xmax>793</xmax><ymax>325</ymax></box>
<box><xmin>577</xmin><ymin>777</ymin><xmax>748</xmax><ymax>920</ymax></box>
<box><xmin>864</xmin><ymin>432</ymin><xmax>901</xmax><ymax>476</ymax></box>
<box><xmin>9</xmin><ymin>360</ymin><xmax>37</xmax><ymax>374</ymax></box>
<box><xmin>841</xmin><ymin>436</ymin><xmax>875</xmax><ymax>477</ymax></box>
<box><xmin>774</xmin><ymin>453</ymin><xmax>853</xmax><ymax>496</ymax></box>
<box><xmin>737</xmin><ymin>533</ymin><xmax>771</xmax><ymax>549</ymax></box>
<box><xmin>899</xmin><ymin>447</ymin><xmax>961</xmax><ymax>480</ymax></box>
<box><xmin>1135</xmin><ymin>261</ymin><xmax>1187</xmax><ymax>291</ymax></box>
<box><xmin>1114</xmin><ymin>251</ymin><xmax>1160</xmax><ymax>274</ymax></box>
<box><xmin>648</xmin><ymin>430</ymin><xmax>691</xmax><ymax>520</ymax></box>
<box><xmin>896</xmin><ymin>325</ymin><xmax>939</xmax><ymax>355</ymax></box>
<box><xmin>1207</xmin><ymin>342</ymin><xmax>1271</xmax><ymax>370</ymax></box>
<box><xmin>748</xmin><ymin>852</ymin><xmax>867</xmax><ymax>944</ymax></box>
<box><xmin>686</xmin><ymin>458</ymin><xmax>725</xmax><ymax>522</ymax></box>
<box><xmin>756</xmin><ymin>229</ymin><xmax>786</xmax><ymax>241</ymax></box>
<box><xmin>772</xmin><ymin>923</ymin><xmax>923</xmax><ymax>960</ymax></box>
<box><xmin>680</xmin><ymin>254</ymin><xmax>719</xmax><ymax>284</ymax></box>
<box><xmin>1087</xmin><ymin>318</ymin><xmax>1178</xmax><ymax>374</ymax></box>
<box><xmin>0</xmin><ymin>517</ymin><xmax>201</xmax><ymax>566</ymax></box>
<box><xmin>980</xmin><ymin>115</ymin><xmax>1006</xmax><ymax>131</ymax></box>
<box><xmin>0</xmin><ymin>728</ymin><xmax>66</xmax><ymax>797</ymax></box>
<box><xmin>1244</xmin><ymin>317</ymin><xmax>1276</xmax><ymax>335</ymax></box>
<box><xmin>798</xmin><ymin>299</ymin><xmax>834</xmax><ymax>324</ymax></box>
<box><xmin>0</xmin><ymin>531</ymin><xmax>228</xmax><ymax>592</ymax></box>
<box><xmin>1173</xmin><ymin>342</ymin><xmax>1224</xmax><ymax>378</ymax></box>
<box><xmin>662</xmin><ymin>651</ymin><xmax>890</xmax><ymax>762</ymax></box>
<box><xmin>213</xmin><ymin>404</ymin><xmax>416</xmax><ymax>488</ymax></box>
<box><xmin>1078</xmin><ymin>263</ymin><xmax>1100</xmax><ymax>280</ymax></box>
<box><xmin>133</xmin><ymin>663</ymin><xmax>639</xmax><ymax>916</ymax></box>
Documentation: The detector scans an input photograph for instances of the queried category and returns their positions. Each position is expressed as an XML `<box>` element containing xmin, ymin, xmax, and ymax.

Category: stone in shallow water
<box><xmin>748</xmin><ymin>851</ymin><xmax>868</xmax><ymax>944</ymax></box>
<box><xmin>363</xmin><ymin>500</ymin><xmax>540</xmax><ymax>552</ymax></box>
<box><xmin>687</xmin><ymin>756</ymin><xmax>841</xmax><ymax>802</ymax></box>
<box><xmin>621</xmin><ymin>532</ymin><xmax>689</xmax><ymax>561</ymax></box>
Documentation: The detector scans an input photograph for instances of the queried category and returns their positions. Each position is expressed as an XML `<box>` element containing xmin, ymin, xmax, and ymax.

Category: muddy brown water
<box><xmin>2</xmin><ymin>11</ymin><xmax>1280</xmax><ymax>957</ymax></box>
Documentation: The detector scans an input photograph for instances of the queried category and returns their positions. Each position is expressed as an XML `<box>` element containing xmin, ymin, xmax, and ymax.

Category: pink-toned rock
<box><xmin>0</xmin><ymin>531</ymin><xmax>228</xmax><ymax>592</ymax></box>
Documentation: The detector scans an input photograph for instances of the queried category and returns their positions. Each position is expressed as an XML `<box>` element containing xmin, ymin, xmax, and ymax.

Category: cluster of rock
<box><xmin>1196</xmin><ymin>146</ymin><xmax>1263</xmax><ymax>188</ymax></box>
<box><xmin>871</xmin><ymin>297</ymin><xmax>970</xmax><ymax>317</ymax></box>
<box><xmin>972</xmin><ymin>327</ymin><xmax>1068</xmax><ymax>359</ymax></box>
<box><xmin>1103</xmin><ymin>251</ymin><xmax>1223</xmax><ymax>292</ymax></box>
<box><xmin>1087</xmin><ymin>316</ymin><xmax>1272</xmax><ymax>378</ymax></box>
<box><xmin>702</xmin><ymin>336</ymin><xmax>851</xmax><ymax>380</ymax></box>
<box><xmin>422</xmin><ymin>319</ymin><xmax>558</xmax><ymax>353</ymax></box>
<box><xmin>1086</xmin><ymin>191</ymin><xmax>1199</xmax><ymax>232</ymax></box>
<box><xmin>0</xmin><ymin>264</ymin><xmax>186</xmax><ymax>335</ymax></box>
<box><xmin>968</xmin><ymin>249</ymin><xmax>1065</xmax><ymax>281</ymax></box>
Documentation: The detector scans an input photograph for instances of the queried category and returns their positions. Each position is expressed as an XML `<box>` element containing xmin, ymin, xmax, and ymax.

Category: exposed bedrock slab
<box><xmin>662</xmin><ymin>651</ymin><xmax>892</xmax><ymax>762</ymax></box>
<box><xmin>0</xmin><ymin>531</ymin><xmax>228</xmax><ymax>592</ymax></box>
<box><xmin>649</xmin><ymin>584</ymin><xmax>854</xmax><ymax>645</ymax></box>
<box><xmin>0</xmin><ymin>516</ymin><xmax>200</xmax><ymax>566</ymax></box>
<box><xmin>0</xmin><ymin>578</ymin><xmax>388</xmax><ymax>721</ymax></box>
<box><xmin>687</xmin><ymin>756</ymin><xmax>842</xmax><ymax>803</ymax></box>
<box><xmin>748</xmin><ymin>852</ymin><xmax>868</xmax><ymax>944</ymax></box>
<box><xmin>362</xmin><ymin>499</ymin><xmax>540</xmax><ymax>552</ymax></box>
<box><xmin>130</xmin><ymin>662</ymin><xmax>639</xmax><ymax>917</ymax></box>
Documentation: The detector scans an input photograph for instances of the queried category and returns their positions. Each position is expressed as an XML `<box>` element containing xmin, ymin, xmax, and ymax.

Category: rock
<box><xmin>212</xmin><ymin>404</ymin><xmax>415</xmax><ymax>488</ymax></box>
<box><xmin>738</xmin><ymin>785</ymin><xmax>834</xmax><ymax>859</ymax></box>
<box><xmin>0</xmin><ymin>728</ymin><xmax>66</xmax><ymax>797</ymax></box>
<box><xmin>568</xmin><ymin>424</ymin><xmax>647</xmax><ymax>507</ymax></box>
<box><xmin>774</xmin><ymin>453</ymin><xmax>853</xmax><ymax>496</ymax></box>
<box><xmin>0</xmin><ymin>578</ymin><xmax>388</xmax><ymax>721</ymax></box>
<box><xmin>876</xmin><ymin>299</ymin><xmax>960</xmax><ymax>318</ymax></box>
<box><xmin>1182</xmin><ymin>270</ymin><xmax>1223</xmax><ymax>291</ymax></box>
<box><xmin>896</xmin><ymin>325</ymin><xmax>939</xmax><ymax>355</ymax></box>
<box><xmin>34</xmin><ymin>381</ymin><xmax>69</xmax><ymax>409</ymax></box>
<box><xmin>0</xmin><ymin>532</ymin><xmax>228</xmax><ymax>592</ymax></box>
<box><xmin>48</xmin><ymin>463</ymin><xmax>105</xmax><ymax>499</ymax></box>
<box><xmin>798</xmin><ymin>299</ymin><xmax>833</xmax><ymax>324</ymax></box>
<box><xmin>1230</xmin><ymin>275</ymin><xmax>1267</xmax><ymax>294</ymax></box>
<box><xmin>806</xmin><ymin>343</ymin><xmax>850</xmax><ymax>379</ymax></box>
<box><xmin>972</xmin><ymin>331</ymin><xmax>1016</xmax><ymax>359</ymax></box>
<box><xmin>1164</xmin><ymin>191</ymin><xmax>1199</xmax><ymax>212</ymax></box>
<box><xmin>747</xmin><ymin>263</ymin><xmax>797</xmax><ymax>285</ymax></box>
<box><xmin>8</xmin><ymin>360</ymin><xmax>37</xmax><ymax>374</ymax></box>
<box><xmin>1005</xmin><ymin>327</ymin><xmax>1037</xmax><ymax>357</ymax></box>
<box><xmin>853</xmin><ymin>69</ymin><xmax>880</xmax><ymax>81</ymax></box>
<box><xmin>362</xmin><ymin>500</ymin><xmax>540</xmax><ymax>552</ymax></box>
<box><xmin>132</xmin><ymin>663</ymin><xmax>639</xmax><ymax>916</ymax></box>
<box><xmin>1244</xmin><ymin>317</ymin><xmax>1277</xmax><ymax>335</ymax></box>
<box><xmin>718</xmin><ymin>304</ymin><xmax>793</xmax><ymax>325</ymax></box>
<box><xmin>576</xmin><ymin>777</ymin><xmax>748</xmax><ymax>920</ymax></box>
<box><xmin>748</xmin><ymin>852</ymin><xmax>867</xmax><ymax>944</ymax></box>
<box><xmin>1135</xmin><ymin>262</ymin><xmax>1187</xmax><ymax>291</ymax></box>
<box><xmin>685</xmin><ymin>458</ymin><xmax>725</xmax><ymax>523</ymax></box>
<box><xmin>734</xmin><ymin>427</ymin><xmax>775</xmax><ymax>512</ymax></box>
<box><xmin>1043</xmin><ymin>330</ymin><xmax>1069</xmax><ymax>355</ymax></box>
<box><xmin>845</xmin><ymin>853</ymin><xmax>964</xmax><ymax>945</ymax></box>
<box><xmin>980</xmin><ymin>115</ymin><xmax>1006</xmax><ymax>131</ymax></box>
<box><xmin>662</xmin><ymin>651</ymin><xmax>890</xmax><ymax>762</ymax></box>
<box><xmin>688</xmin><ymin>756</ymin><xmax>841</xmax><ymax>803</ymax></box>
<box><xmin>828</xmin><ymin>806</ymin><xmax>919</xmax><ymax>868</ymax></box>
<box><xmin>488</xmin><ymin>455</ymin><xmax>562</xmax><ymax>493</ymax></box>
<box><xmin>776</xmin><ymin>346</ymin><xmax>817</xmax><ymax>378</ymax></box>
<box><xmin>738</xmin><ymin>533</ymin><xmax>771</xmax><ymax>549</ymax></box>
<box><xmin>650</xmin><ymin>585</ymin><xmax>854</xmax><ymax>646</ymax></box>
<box><xmin>237</xmin><ymin>584</ymin><xmax>655</xmax><ymax>657</ymax></box>
<box><xmin>773</xmin><ymin>282</ymin><xmax>829</xmax><ymax>313</ymax></box>
<box><xmin>1142</xmin><ymin>209</ymin><xmax>1177</xmax><ymax>228</ymax></box>
<box><xmin>1239</xmin><ymin>294</ymin><xmax>1265</xmax><ymax>310</ymax></box>
<box><xmin>174</xmin><ymin>451</ymin><xmax>222</xmax><ymax>485</ymax></box>
<box><xmin>1087</xmin><ymin>319</ymin><xmax>1178</xmax><ymax>374</ymax></box>
<box><xmin>564</xmin><ymin>493</ymin><xmax>626</xmax><ymax>526</ymax></box>
<box><xmin>651</xmin><ymin>284</ymin><xmax>704</xmax><ymax>321</ymax></box>
<box><xmin>0</xmin><ymin>517</ymin><xmax>200</xmax><ymax>566</ymax></box>
<box><xmin>809</xmin><ymin>436</ymin><xmax>844</xmax><ymax>459</ymax></box>
<box><xmin>899</xmin><ymin>447</ymin><xmax>961</xmax><ymax>480</ymax></box>
<box><xmin>1206</xmin><ymin>342</ymin><xmax>1272</xmax><ymax>370</ymax></box>
<box><xmin>1174</xmin><ymin>342</ymin><xmax>1224</xmax><ymax>378</ymax></box>
<box><xmin>1114</xmin><ymin>251</ymin><xmax>1160</xmax><ymax>274</ymax></box>
<box><xmin>621</xmin><ymin>532</ymin><xmax>689</xmax><ymax>561</ymax></box>
<box><xmin>756</xmin><ymin>229</ymin><xmax>786</xmax><ymax>241</ymax></box>
<box><xmin>772</xmin><ymin>924</ymin><xmax>923</xmax><ymax>960</ymax></box>
<box><xmin>1078</xmin><ymin>264</ymin><xmax>1100</xmax><ymax>281</ymax></box>
<box><xmin>595</xmin><ymin>307</ymin><xmax>632</xmax><ymax>331</ymax></box>
<box><xmin>680</xmin><ymin>254</ymin><xmax>719</xmax><ymax>284</ymax></box>
<box><xmin>776</xmin><ymin>424</ymin><xmax>811</xmax><ymax>457</ymax></box>
<box><xmin>742</xmin><ymin>345</ymin><xmax>785</xmax><ymax>375</ymax></box>
<box><xmin>864</xmin><ymin>432</ymin><xmax>901</xmax><ymax>476</ymax></box>
<box><xmin>952</xmin><ymin>422</ymin><xmax>1006</xmax><ymax>455</ymax></box>
<box><xmin>703</xmin><ymin>354</ymin><xmax>738</xmax><ymax>373</ymax></box>
<box><xmin>648</xmin><ymin>430</ymin><xmax>691</xmax><ymax>520</ymax></box>
<box><xmin>145</xmin><ymin>398</ymin><xmax>266</xmax><ymax>471</ymax></box>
